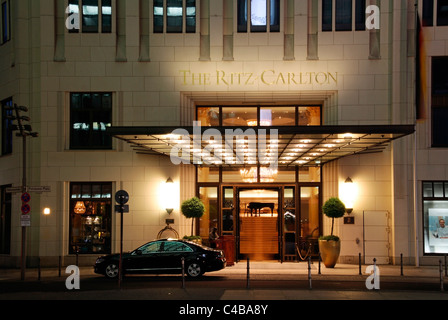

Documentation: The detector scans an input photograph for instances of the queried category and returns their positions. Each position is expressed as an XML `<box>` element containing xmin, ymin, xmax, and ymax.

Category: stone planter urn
<box><xmin>318</xmin><ymin>238</ymin><xmax>341</xmax><ymax>268</ymax></box>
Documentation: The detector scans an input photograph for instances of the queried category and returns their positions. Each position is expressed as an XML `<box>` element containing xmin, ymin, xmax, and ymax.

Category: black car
<box><xmin>94</xmin><ymin>239</ymin><xmax>226</xmax><ymax>278</ymax></box>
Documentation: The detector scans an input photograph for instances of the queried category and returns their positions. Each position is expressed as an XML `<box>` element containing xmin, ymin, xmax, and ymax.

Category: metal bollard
<box><xmin>358</xmin><ymin>253</ymin><xmax>362</xmax><ymax>275</ymax></box>
<box><xmin>373</xmin><ymin>258</ymin><xmax>377</xmax><ymax>285</ymax></box>
<box><xmin>440</xmin><ymin>260</ymin><xmax>444</xmax><ymax>292</ymax></box>
<box><xmin>58</xmin><ymin>256</ymin><xmax>62</xmax><ymax>277</ymax></box>
<box><xmin>246</xmin><ymin>257</ymin><xmax>250</xmax><ymax>289</ymax></box>
<box><xmin>400</xmin><ymin>253</ymin><xmax>403</xmax><ymax>276</ymax></box>
<box><xmin>318</xmin><ymin>253</ymin><xmax>321</xmax><ymax>275</ymax></box>
<box><xmin>445</xmin><ymin>255</ymin><xmax>447</xmax><ymax>277</ymax></box>
<box><xmin>308</xmin><ymin>256</ymin><xmax>312</xmax><ymax>290</ymax></box>
<box><xmin>181</xmin><ymin>257</ymin><xmax>185</xmax><ymax>289</ymax></box>
<box><xmin>38</xmin><ymin>257</ymin><xmax>41</xmax><ymax>281</ymax></box>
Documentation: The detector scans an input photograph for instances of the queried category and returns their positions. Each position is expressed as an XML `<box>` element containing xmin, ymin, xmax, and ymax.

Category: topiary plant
<box><xmin>181</xmin><ymin>197</ymin><xmax>205</xmax><ymax>236</ymax></box>
<box><xmin>320</xmin><ymin>197</ymin><xmax>346</xmax><ymax>241</ymax></box>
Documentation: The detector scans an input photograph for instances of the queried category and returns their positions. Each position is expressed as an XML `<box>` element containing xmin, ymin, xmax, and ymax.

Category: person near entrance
<box><xmin>209</xmin><ymin>227</ymin><xmax>219</xmax><ymax>248</ymax></box>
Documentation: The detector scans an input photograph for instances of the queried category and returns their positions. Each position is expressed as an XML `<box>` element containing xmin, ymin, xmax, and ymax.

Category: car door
<box><xmin>158</xmin><ymin>241</ymin><xmax>194</xmax><ymax>272</ymax></box>
<box><xmin>125</xmin><ymin>241</ymin><xmax>163</xmax><ymax>273</ymax></box>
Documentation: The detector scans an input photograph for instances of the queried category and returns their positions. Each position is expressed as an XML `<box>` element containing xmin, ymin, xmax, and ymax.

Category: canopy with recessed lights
<box><xmin>107</xmin><ymin>125</ymin><xmax>414</xmax><ymax>167</ymax></box>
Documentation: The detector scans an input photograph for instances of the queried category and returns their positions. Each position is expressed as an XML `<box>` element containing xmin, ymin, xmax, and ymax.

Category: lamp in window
<box><xmin>74</xmin><ymin>201</ymin><xmax>86</xmax><ymax>214</ymax></box>
<box><xmin>340</xmin><ymin>177</ymin><xmax>357</xmax><ymax>214</ymax></box>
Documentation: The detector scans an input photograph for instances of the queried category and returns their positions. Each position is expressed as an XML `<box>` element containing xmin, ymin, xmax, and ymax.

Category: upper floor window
<box><xmin>197</xmin><ymin>106</ymin><xmax>322</xmax><ymax>127</ymax></box>
<box><xmin>1</xmin><ymin>97</ymin><xmax>13</xmax><ymax>156</ymax></box>
<box><xmin>422</xmin><ymin>0</ymin><xmax>448</xmax><ymax>26</ymax></box>
<box><xmin>153</xmin><ymin>0</ymin><xmax>196</xmax><ymax>33</ymax></box>
<box><xmin>322</xmin><ymin>0</ymin><xmax>366</xmax><ymax>32</ymax></box>
<box><xmin>70</xmin><ymin>93</ymin><xmax>112</xmax><ymax>150</ymax></box>
<box><xmin>1</xmin><ymin>0</ymin><xmax>10</xmax><ymax>44</ymax></box>
<box><xmin>237</xmin><ymin>0</ymin><xmax>280</xmax><ymax>33</ymax></box>
<box><xmin>68</xmin><ymin>0</ymin><xmax>112</xmax><ymax>33</ymax></box>
<box><xmin>432</xmin><ymin>57</ymin><xmax>448</xmax><ymax>147</ymax></box>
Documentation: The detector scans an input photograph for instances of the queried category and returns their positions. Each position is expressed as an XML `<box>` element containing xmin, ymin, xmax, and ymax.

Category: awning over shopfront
<box><xmin>107</xmin><ymin>125</ymin><xmax>415</xmax><ymax>167</ymax></box>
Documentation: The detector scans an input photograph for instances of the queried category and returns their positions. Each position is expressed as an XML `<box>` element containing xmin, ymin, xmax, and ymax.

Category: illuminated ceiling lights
<box><xmin>240</xmin><ymin>167</ymin><xmax>278</xmax><ymax>183</ymax></box>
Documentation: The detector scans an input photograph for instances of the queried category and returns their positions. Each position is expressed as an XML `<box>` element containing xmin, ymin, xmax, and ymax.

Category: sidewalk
<box><xmin>1</xmin><ymin>261</ymin><xmax>448</xmax><ymax>301</ymax></box>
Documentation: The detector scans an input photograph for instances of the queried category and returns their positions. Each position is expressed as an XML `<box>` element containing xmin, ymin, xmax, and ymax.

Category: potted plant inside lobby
<box><xmin>318</xmin><ymin>197</ymin><xmax>346</xmax><ymax>268</ymax></box>
<box><xmin>181</xmin><ymin>197</ymin><xmax>205</xmax><ymax>244</ymax></box>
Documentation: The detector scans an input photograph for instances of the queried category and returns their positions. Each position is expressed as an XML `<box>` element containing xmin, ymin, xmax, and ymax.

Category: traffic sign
<box><xmin>21</xmin><ymin>215</ymin><xmax>31</xmax><ymax>227</ymax></box>
<box><xmin>6</xmin><ymin>187</ymin><xmax>22</xmax><ymax>194</ymax></box>
<box><xmin>115</xmin><ymin>190</ymin><xmax>129</xmax><ymax>204</ymax></box>
<box><xmin>21</xmin><ymin>192</ymin><xmax>31</xmax><ymax>203</ymax></box>
<box><xmin>21</xmin><ymin>204</ymin><xmax>31</xmax><ymax>215</ymax></box>
<box><xmin>28</xmin><ymin>186</ymin><xmax>51</xmax><ymax>193</ymax></box>
<box><xmin>115</xmin><ymin>204</ymin><xmax>130</xmax><ymax>213</ymax></box>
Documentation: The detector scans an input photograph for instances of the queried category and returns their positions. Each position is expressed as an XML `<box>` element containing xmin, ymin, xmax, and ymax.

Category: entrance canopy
<box><xmin>107</xmin><ymin>125</ymin><xmax>414</xmax><ymax>167</ymax></box>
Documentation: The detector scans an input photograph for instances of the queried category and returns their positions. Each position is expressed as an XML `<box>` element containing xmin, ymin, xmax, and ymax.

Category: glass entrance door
<box><xmin>298</xmin><ymin>186</ymin><xmax>321</xmax><ymax>259</ymax></box>
<box><xmin>237</xmin><ymin>188</ymin><xmax>280</xmax><ymax>261</ymax></box>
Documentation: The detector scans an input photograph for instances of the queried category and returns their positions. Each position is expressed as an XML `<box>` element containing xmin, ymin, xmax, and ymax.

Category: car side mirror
<box><xmin>135</xmin><ymin>249</ymin><xmax>142</xmax><ymax>256</ymax></box>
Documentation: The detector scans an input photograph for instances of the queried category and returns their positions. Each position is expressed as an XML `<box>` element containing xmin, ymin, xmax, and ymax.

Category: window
<box><xmin>335</xmin><ymin>0</ymin><xmax>352</xmax><ymax>31</ymax></box>
<box><xmin>237</xmin><ymin>0</ymin><xmax>280</xmax><ymax>33</ymax></box>
<box><xmin>70</xmin><ymin>92</ymin><xmax>112</xmax><ymax>150</ymax></box>
<box><xmin>322</xmin><ymin>0</ymin><xmax>366</xmax><ymax>31</ymax></box>
<box><xmin>1</xmin><ymin>97</ymin><xmax>13</xmax><ymax>156</ymax></box>
<box><xmin>163</xmin><ymin>241</ymin><xmax>193</xmax><ymax>252</ymax></box>
<box><xmin>437</xmin><ymin>0</ymin><xmax>448</xmax><ymax>26</ymax></box>
<box><xmin>423</xmin><ymin>181</ymin><xmax>448</xmax><ymax>255</ymax></box>
<box><xmin>354</xmin><ymin>0</ymin><xmax>366</xmax><ymax>30</ymax></box>
<box><xmin>135</xmin><ymin>241</ymin><xmax>163</xmax><ymax>254</ymax></box>
<box><xmin>0</xmin><ymin>185</ymin><xmax>11</xmax><ymax>255</ymax></box>
<box><xmin>68</xmin><ymin>0</ymin><xmax>112</xmax><ymax>33</ymax></box>
<box><xmin>197</xmin><ymin>105</ymin><xmax>322</xmax><ymax>127</ymax></box>
<box><xmin>69</xmin><ymin>182</ymin><xmax>112</xmax><ymax>254</ymax></box>
<box><xmin>423</xmin><ymin>0</ymin><xmax>434</xmax><ymax>26</ymax></box>
<box><xmin>423</xmin><ymin>0</ymin><xmax>448</xmax><ymax>26</ymax></box>
<box><xmin>1</xmin><ymin>0</ymin><xmax>10</xmax><ymax>44</ymax></box>
<box><xmin>431</xmin><ymin>57</ymin><xmax>448</xmax><ymax>147</ymax></box>
<box><xmin>153</xmin><ymin>0</ymin><xmax>196</xmax><ymax>33</ymax></box>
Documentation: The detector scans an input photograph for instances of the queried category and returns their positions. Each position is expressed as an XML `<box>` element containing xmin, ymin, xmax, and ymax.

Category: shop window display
<box><xmin>423</xmin><ymin>181</ymin><xmax>448</xmax><ymax>255</ymax></box>
<box><xmin>69</xmin><ymin>182</ymin><xmax>112</xmax><ymax>254</ymax></box>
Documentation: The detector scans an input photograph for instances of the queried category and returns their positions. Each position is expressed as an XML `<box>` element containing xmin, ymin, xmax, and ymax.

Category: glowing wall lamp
<box><xmin>43</xmin><ymin>207</ymin><xmax>51</xmax><ymax>215</ymax></box>
<box><xmin>340</xmin><ymin>177</ymin><xmax>357</xmax><ymax>214</ymax></box>
<box><xmin>165</xmin><ymin>178</ymin><xmax>175</xmax><ymax>214</ymax></box>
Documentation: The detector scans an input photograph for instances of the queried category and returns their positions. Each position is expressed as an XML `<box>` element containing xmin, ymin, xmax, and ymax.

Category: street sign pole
<box><xmin>115</xmin><ymin>190</ymin><xmax>129</xmax><ymax>289</ymax></box>
<box><xmin>7</xmin><ymin>103</ymin><xmax>38</xmax><ymax>281</ymax></box>
<box><xmin>20</xmin><ymin>134</ymin><xmax>26</xmax><ymax>281</ymax></box>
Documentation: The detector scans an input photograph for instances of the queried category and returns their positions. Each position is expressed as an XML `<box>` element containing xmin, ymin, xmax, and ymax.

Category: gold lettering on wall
<box><xmin>180</xmin><ymin>70</ymin><xmax>339</xmax><ymax>87</ymax></box>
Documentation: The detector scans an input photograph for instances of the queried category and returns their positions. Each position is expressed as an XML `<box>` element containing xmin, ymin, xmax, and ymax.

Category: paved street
<box><xmin>2</xmin><ymin>261</ymin><xmax>448</xmax><ymax>300</ymax></box>
<box><xmin>1</xmin><ymin>261</ymin><xmax>447</xmax><ymax>319</ymax></box>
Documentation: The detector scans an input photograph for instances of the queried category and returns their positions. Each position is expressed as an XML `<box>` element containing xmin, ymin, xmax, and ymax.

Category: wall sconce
<box><xmin>165</xmin><ymin>178</ymin><xmax>174</xmax><ymax>214</ymax></box>
<box><xmin>341</xmin><ymin>177</ymin><xmax>357</xmax><ymax>214</ymax></box>
<box><xmin>43</xmin><ymin>208</ymin><xmax>51</xmax><ymax>215</ymax></box>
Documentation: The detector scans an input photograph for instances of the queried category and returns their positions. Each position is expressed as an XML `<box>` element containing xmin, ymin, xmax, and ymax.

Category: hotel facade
<box><xmin>0</xmin><ymin>0</ymin><xmax>448</xmax><ymax>268</ymax></box>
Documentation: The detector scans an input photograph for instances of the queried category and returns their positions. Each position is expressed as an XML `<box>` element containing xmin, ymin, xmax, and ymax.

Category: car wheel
<box><xmin>104</xmin><ymin>262</ymin><xmax>119</xmax><ymax>279</ymax></box>
<box><xmin>186</xmin><ymin>262</ymin><xmax>203</xmax><ymax>278</ymax></box>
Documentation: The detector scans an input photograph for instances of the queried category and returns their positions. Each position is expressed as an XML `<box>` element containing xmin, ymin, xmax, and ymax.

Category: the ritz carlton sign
<box><xmin>180</xmin><ymin>69</ymin><xmax>338</xmax><ymax>87</ymax></box>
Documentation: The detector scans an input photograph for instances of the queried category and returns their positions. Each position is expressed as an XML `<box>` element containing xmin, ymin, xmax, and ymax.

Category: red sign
<box><xmin>21</xmin><ymin>192</ymin><xmax>31</xmax><ymax>203</ymax></box>
<box><xmin>21</xmin><ymin>204</ymin><xmax>31</xmax><ymax>215</ymax></box>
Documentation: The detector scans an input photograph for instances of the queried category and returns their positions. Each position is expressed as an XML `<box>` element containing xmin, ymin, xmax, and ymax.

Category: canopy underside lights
<box><xmin>107</xmin><ymin>125</ymin><xmax>415</xmax><ymax>167</ymax></box>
